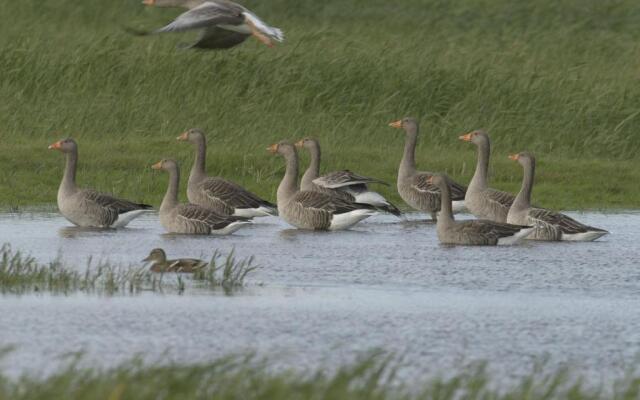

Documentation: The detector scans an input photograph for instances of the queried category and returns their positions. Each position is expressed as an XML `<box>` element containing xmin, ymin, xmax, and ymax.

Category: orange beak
<box><xmin>509</xmin><ymin>154</ymin><xmax>519</xmax><ymax>161</ymax></box>
<box><xmin>48</xmin><ymin>141</ymin><xmax>62</xmax><ymax>150</ymax></box>
<box><xmin>151</xmin><ymin>161</ymin><xmax>163</xmax><ymax>170</ymax></box>
<box><xmin>176</xmin><ymin>131</ymin><xmax>189</xmax><ymax>141</ymax></box>
<box><xmin>267</xmin><ymin>143</ymin><xmax>279</xmax><ymax>154</ymax></box>
<box><xmin>459</xmin><ymin>133</ymin><xmax>473</xmax><ymax>142</ymax></box>
<box><xmin>142</xmin><ymin>0</ymin><xmax>155</xmax><ymax>5</ymax></box>
<box><xmin>388</xmin><ymin>120</ymin><xmax>403</xmax><ymax>129</ymax></box>
<box><xmin>294</xmin><ymin>139</ymin><xmax>304</xmax><ymax>148</ymax></box>
<box><xmin>427</xmin><ymin>176</ymin><xmax>434</xmax><ymax>185</ymax></box>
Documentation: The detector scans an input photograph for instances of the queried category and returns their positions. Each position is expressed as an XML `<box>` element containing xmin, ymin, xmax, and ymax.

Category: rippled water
<box><xmin>1</xmin><ymin>211</ymin><xmax>639</xmax><ymax>383</ymax></box>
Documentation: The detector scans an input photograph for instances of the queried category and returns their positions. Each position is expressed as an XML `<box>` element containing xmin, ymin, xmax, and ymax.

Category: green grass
<box><xmin>0</xmin><ymin>352</ymin><xmax>639</xmax><ymax>400</ymax></box>
<box><xmin>0</xmin><ymin>244</ymin><xmax>257</xmax><ymax>295</ymax></box>
<box><xmin>1</xmin><ymin>0</ymin><xmax>639</xmax><ymax>210</ymax></box>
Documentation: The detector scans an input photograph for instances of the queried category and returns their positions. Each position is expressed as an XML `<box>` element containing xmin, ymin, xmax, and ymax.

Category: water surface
<box><xmin>1</xmin><ymin>211</ymin><xmax>639</xmax><ymax>384</ymax></box>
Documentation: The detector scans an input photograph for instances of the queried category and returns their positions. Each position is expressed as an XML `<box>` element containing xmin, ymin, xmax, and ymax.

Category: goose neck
<box><xmin>469</xmin><ymin>140</ymin><xmax>490</xmax><ymax>190</ymax></box>
<box><xmin>300</xmin><ymin>144</ymin><xmax>320</xmax><ymax>190</ymax></box>
<box><xmin>277</xmin><ymin>151</ymin><xmax>299</xmax><ymax>203</ymax></box>
<box><xmin>513</xmin><ymin>159</ymin><xmax>535</xmax><ymax>211</ymax></box>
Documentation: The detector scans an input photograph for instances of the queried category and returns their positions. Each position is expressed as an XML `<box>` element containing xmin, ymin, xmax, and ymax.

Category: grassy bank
<box><xmin>0</xmin><ymin>244</ymin><xmax>256</xmax><ymax>295</ymax></box>
<box><xmin>1</xmin><ymin>353</ymin><xmax>639</xmax><ymax>400</ymax></box>
<box><xmin>1</xmin><ymin>0</ymin><xmax>639</xmax><ymax>209</ymax></box>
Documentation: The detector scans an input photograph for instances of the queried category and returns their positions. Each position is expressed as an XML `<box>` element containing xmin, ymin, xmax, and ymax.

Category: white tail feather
<box><xmin>562</xmin><ymin>230</ymin><xmax>608</xmax><ymax>242</ymax></box>
<box><xmin>210</xmin><ymin>221</ymin><xmax>252</xmax><ymax>235</ymax></box>
<box><xmin>242</xmin><ymin>11</ymin><xmax>284</xmax><ymax>42</ymax></box>
<box><xmin>112</xmin><ymin>210</ymin><xmax>152</xmax><ymax>228</ymax></box>
<box><xmin>497</xmin><ymin>227</ymin><xmax>535</xmax><ymax>245</ymax></box>
<box><xmin>329</xmin><ymin>209</ymin><xmax>376</xmax><ymax>231</ymax></box>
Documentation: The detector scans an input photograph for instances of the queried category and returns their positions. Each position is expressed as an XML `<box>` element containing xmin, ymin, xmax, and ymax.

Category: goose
<box><xmin>388</xmin><ymin>117</ymin><xmax>467</xmax><ymax>220</ymax></box>
<box><xmin>151</xmin><ymin>159</ymin><xmax>251</xmax><ymax>234</ymax></box>
<box><xmin>428</xmin><ymin>175</ymin><xmax>534</xmax><ymax>245</ymax></box>
<box><xmin>177</xmin><ymin>128</ymin><xmax>277</xmax><ymax>218</ymax></box>
<box><xmin>295</xmin><ymin>137</ymin><xmax>401</xmax><ymax>216</ymax></box>
<box><xmin>143</xmin><ymin>248</ymin><xmax>207</xmax><ymax>272</ymax></box>
<box><xmin>459</xmin><ymin>130</ymin><xmax>515</xmax><ymax>222</ymax></box>
<box><xmin>136</xmin><ymin>0</ymin><xmax>284</xmax><ymax>50</ymax></box>
<box><xmin>507</xmin><ymin>152</ymin><xmax>608</xmax><ymax>241</ymax></box>
<box><xmin>267</xmin><ymin>141</ymin><xmax>377</xmax><ymax>230</ymax></box>
<box><xmin>48</xmin><ymin>138</ymin><xmax>152</xmax><ymax>228</ymax></box>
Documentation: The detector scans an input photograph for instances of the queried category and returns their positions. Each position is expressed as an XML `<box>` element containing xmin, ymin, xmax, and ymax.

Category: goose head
<box><xmin>176</xmin><ymin>128</ymin><xmax>206</xmax><ymax>145</ymax></box>
<box><xmin>294</xmin><ymin>137</ymin><xmax>319</xmax><ymax>151</ymax></box>
<box><xmin>509</xmin><ymin>151</ymin><xmax>535</xmax><ymax>169</ymax></box>
<box><xmin>143</xmin><ymin>248</ymin><xmax>167</xmax><ymax>263</ymax></box>
<box><xmin>388</xmin><ymin>117</ymin><xmax>419</xmax><ymax>138</ymax></box>
<box><xmin>48</xmin><ymin>138</ymin><xmax>77</xmax><ymax>154</ymax></box>
<box><xmin>459</xmin><ymin>130</ymin><xmax>489</xmax><ymax>147</ymax></box>
<box><xmin>151</xmin><ymin>159</ymin><xmax>179</xmax><ymax>172</ymax></box>
<box><xmin>267</xmin><ymin>141</ymin><xmax>296</xmax><ymax>158</ymax></box>
<box><xmin>426</xmin><ymin>174</ymin><xmax>448</xmax><ymax>190</ymax></box>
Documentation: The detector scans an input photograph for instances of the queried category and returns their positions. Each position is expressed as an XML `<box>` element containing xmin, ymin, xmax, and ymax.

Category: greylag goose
<box><xmin>143</xmin><ymin>248</ymin><xmax>207</xmax><ymax>272</ymax></box>
<box><xmin>295</xmin><ymin>138</ymin><xmax>401</xmax><ymax>216</ymax></box>
<box><xmin>152</xmin><ymin>159</ymin><xmax>251</xmax><ymax>234</ymax></box>
<box><xmin>267</xmin><ymin>141</ymin><xmax>377</xmax><ymax>230</ymax></box>
<box><xmin>459</xmin><ymin>130</ymin><xmax>515</xmax><ymax>222</ymax></box>
<box><xmin>177</xmin><ymin>128</ymin><xmax>277</xmax><ymax>218</ymax></box>
<box><xmin>428</xmin><ymin>175</ymin><xmax>533</xmax><ymax>246</ymax></box>
<box><xmin>388</xmin><ymin>118</ymin><xmax>467</xmax><ymax>220</ymax></box>
<box><xmin>507</xmin><ymin>152</ymin><xmax>608</xmax><ymax>241</ymax></box>
<box><xmin>48</xmin><ymin>138</ymin><xmax>152</xmax><ymax>228</ymax></box>
<box><xmin>136</xmin><ymin>0</ymin><xmax>284</xmax><ymax>50</ymax></box>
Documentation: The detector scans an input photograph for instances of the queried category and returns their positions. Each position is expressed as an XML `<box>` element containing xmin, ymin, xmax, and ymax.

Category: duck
<box><xmin>295</xmin><ymin>137</ymin><xmax>401</xmax><ymax>216</ymax></box>
<box><xmin>143</xmin><ymin>248</ymin><xmax>207</xmax><ymax>272</ymax></box>
<box><xmin>48</xmin><ymin>138</ymin><xmax>152</xmax><ymax>228</ymax></box>
<box><xmin>151</xmin><ymin>159</ymin><xmax>251</xmax><ymax>234</ymax></box>
<box><xmin>135</xmin><ymin>0</ymin><xmax>284</xmax><ymax>50</ymax></box>
<box><xmin>428</xmin><ymin>175</ymin><xmax>534</xmax><ymax>246</ymax></box>
<box><xmin>507</xmin><ymin>152</ymin><xmax>608</xmax><ymax>241</ymax></box>
<box><xmin>389</xmin><ymin>117</ymin><xmax>467</xmax><ymax>220</ymax></box>
<box><xmin>177</xmin><ymin>128</ymin><xmax>277</xmax><ymax>218</ymax></box>
<box><xmin>459</xmin><ymin>130</ymin><xmax>515</xmax><ymax>222</ymax></box>
<box><xmin>268</xmin><ymin>141</ymin><xmax>377</xmax><ymax>230</ymax></box>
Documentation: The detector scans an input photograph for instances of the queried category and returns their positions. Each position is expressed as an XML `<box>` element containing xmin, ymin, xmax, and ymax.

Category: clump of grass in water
<box><xmin>1</xmin><ymin>352</ymin><xmax>640</xmax><ymax>399</ymax></box>
<box><xmin>0</xmin><ymin>244</ymin><xmax>257</xmax><ymax>295</ymax></box>
<box><xmin>193</xmin><ymin>249</ymin><xmax>258</xmax><ymax>293</ymax></box>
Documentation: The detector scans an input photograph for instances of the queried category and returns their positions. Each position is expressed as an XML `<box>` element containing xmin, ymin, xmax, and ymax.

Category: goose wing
<box><xmin>176</xmin><ymin>203</ymin><xmax>247</xmax><ymax>230</ymax></box>
<box><xmin>199</xmin><ymin>177</ymin><xmax>276</xmax><ymax>210</ymax></box>
<box><xmin>191</xmin><ymin>26</ymin><xmax>249</xmax><ymax>49</ymax></box>
<box><xmin>152</xmin><ymin>2</ymin><xmax>244</xmax><ymax>34</ymax></box>
<box><xmin>528</xmin><ymin>207</ymin><xmax>606</xmax><ymax>234</ymax></box>
<box><xmin>313</xmin><ymin>170</ymin><xmax>389</xmax><ymax>189</ymax></box>
<box><xmin>459</xmin><ymin>220</ymin><xmax>529</xmax><ymax>244</ymax></box>
<box><xmin>75</xmin><ymin>190</ymin><xmax>150</xmax><ymax>227</ymax></box>
<box><xmin>412</xmin><ymin>173</ymin><xmax>467</xmax><ymax>201</ymax></box>
<box><xmin>293</xmin><ymin>191</ymin><xmax>373</xmax><ymax>214</ymax></box>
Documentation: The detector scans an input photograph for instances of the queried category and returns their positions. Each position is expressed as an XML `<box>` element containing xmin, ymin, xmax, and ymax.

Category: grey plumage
<box><xmin>460</xmin><ymin>130</ymin><xmax>514</xmax><ymax>222</ymax></box>
<box><xmin>179</xmin><ymin>128</ymin><xmax>277</xmax><ymax>217</ymax></box>
<box><xmin>507</xmin><ymin>152</ymin><xmax>607</xmax><ymax>241</ymax></box>
<box><xmin>48</xmin><ymin>138</ymin><xmax>151</xmax><ymax>228</ymax></box>
<box><xmin>153</xmin><ymin>159</ymin><xmax>251</xmax><ymax>235</ymax></box>
<box><xmin>390</xmin><ymin>117</ymin><xmax>467</xmax><ymax>220</ymax></box>
<box><xmin>430</xmin><ymin>174</ymin><xmax>533</xmax><ymax>246</ymax></box>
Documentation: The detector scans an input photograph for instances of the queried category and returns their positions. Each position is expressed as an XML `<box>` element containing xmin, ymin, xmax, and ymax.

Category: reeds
<box><xmin>0</xmin><ymin>244</ymin><xmax>257</xmax><ymax>295</ymax></box>
<box><xmin>0</xmin><ymin>352</ymin><xmax>639</xmax><ymax>400</ymax></box>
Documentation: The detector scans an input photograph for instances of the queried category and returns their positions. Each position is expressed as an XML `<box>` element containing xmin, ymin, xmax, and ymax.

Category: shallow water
<box><xmin>1</xmin><ymin>211</ymin><xmax>639</xmax><ymax>384</ymax></box>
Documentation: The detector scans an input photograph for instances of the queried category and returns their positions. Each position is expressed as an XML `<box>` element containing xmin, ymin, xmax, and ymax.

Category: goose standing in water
<box><xmin>48</xmin><ymin>138</ymin><xmax>152</xmax><ymax>228</ymax></box>
<box><xmin>143</xmin><ymin>248</ymin><xmax>207</xmax><ymax>272</ymax></box>
<box><xmin>507</xmin><ymin>152</ymin><xmax>608</xmax><ymax>241</ymax></box>
<box><xmin>268</xmin><ymin>141</ymin><xmax>377</xmax><ymax>230</ymax></box>
<box><xmin>136</xmin><ymin>0</ymin><xmax>284</xmax><ymax>50</ymax></box>
<box><xmin>459</xmin><ymin>130</ymin><xmax>515</xmax><ymax>222</ymax></box>
<box><xmin>177</xmin><ymin>129</ymin><xmax>277</xmax><ymax>217</ymax></box>
<box><xmin>295</xmin><ymin>138</ymin><xmax>401</xmax><ymax>216</ymax></box>
<box><xmin>428</xmin><ymin>175</ymin><xmax>533</xmax><ymax>246</ymax></box>
<box><xmin>388</xmin><ymin>117</ymin><xmax>467</xmax><ymax>220</ymax></box>
<box><xmin>152</xmin><ymin>159</ymin><xmax>250</xmax><ymax>234</ymax></box>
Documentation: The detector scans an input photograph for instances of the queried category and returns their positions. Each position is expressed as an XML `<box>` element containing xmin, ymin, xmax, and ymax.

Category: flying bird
<box><xmin>133</xmin><ymin>0</ymin><xmax>284</xmax><ymax>50</ymax></box>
